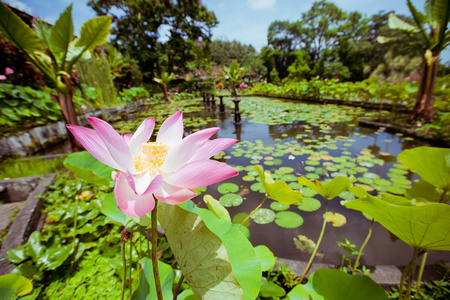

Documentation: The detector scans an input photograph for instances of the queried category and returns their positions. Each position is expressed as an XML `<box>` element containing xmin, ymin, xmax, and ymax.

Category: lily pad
<box><xmin>219</xmin><ymin>194</ymin><xmax>243</xmax><ymax>207</ymax></box>
<box><xmin>324</xmin><ymin>211</ymin><xmax>347</xmax><ymax>227</ymax></box>
<box><xmin>251</xmin><ymin>208</ymin><xmax>276</xmax><ymax>224</ymax></box>
<box><xmin>218</xmin><ymin>183</ymin><xmax>239</xmax><ymax>194</ymax></box>
<box><xmin>298</xmin><ymin>197</ymin><xmax>322</xmax><ymax>212</ymax></box>
<box><xmin>275</xmin><ymin>211</ymin><xmax>304</xmax><ymax>228</ymax></box>
<box><xmin>270</xmin><ymin>202</ymin><xmax>289</xmax><ymax>211</ymax></box>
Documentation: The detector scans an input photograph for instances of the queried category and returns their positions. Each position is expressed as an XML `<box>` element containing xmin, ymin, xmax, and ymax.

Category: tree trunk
<box><xmin>409</xmin><ymin>55</ymin><xmax>439</xmax><ymax>123</ymax></box>
<box><xmin>52</xmin><ymin>82</ymin><xmax>83</xmax><ymax>152</ymax></box>
<box><xmin>161</xmin><ymin>84</ymin><xmax>174</xmax><ymax>103</ymax></box>
<box><xmin>230</xmin><ymin>82</ymin><xmax>237</xmax><ymax>97</ymax></box>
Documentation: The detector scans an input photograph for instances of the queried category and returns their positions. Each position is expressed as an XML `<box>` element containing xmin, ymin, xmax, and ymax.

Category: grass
<box><xmin>0</xmin><ymin>155</ymin><xmax>66</xmax><ymax>180</ymax></box>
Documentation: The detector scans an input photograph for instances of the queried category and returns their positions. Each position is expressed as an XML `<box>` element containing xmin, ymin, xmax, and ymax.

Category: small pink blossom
<box><xmin>316</xmin><ymin>75</ymin><xmax>320</xmax><ymax>78</ymax></box>
<box><xmin>324</xmin><ymin>78</ymin><xmax>328</xmax><ymax>82</ymax></box>
<box><xmin>67</xmin><ymin>111</ymin><xmax>238</xmax><ymax>217</ymax></box>
<box><xmin>336</xmin><ymin>78</ymin><xmax>340</xmax><ymax>82</ymax></box>
<box><xmin>5</xmin><ymin>67</ymin><xmax>14</xmax><ymax>75</ymax></box>
<box><xmin>0</xmin><ymin>75</ymin><xmax>6</xmax><ymax>80</ymax></box>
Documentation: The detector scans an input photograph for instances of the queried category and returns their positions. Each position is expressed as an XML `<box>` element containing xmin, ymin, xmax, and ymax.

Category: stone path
<box><xmin>0</xmin><ymin>201</ymin><xmax>25</xmax><ymax>232</ymax></box>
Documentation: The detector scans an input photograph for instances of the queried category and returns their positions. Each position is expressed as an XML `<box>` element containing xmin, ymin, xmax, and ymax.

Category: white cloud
<box><xmin>246</xmin><ymin>0</ymin><xmax>276</xmax><ymax>10</ymax></box>
<box><xmin>6</xmin><ymin>0</ymin><xmax>33</xmax><ymax>14</ymax></box>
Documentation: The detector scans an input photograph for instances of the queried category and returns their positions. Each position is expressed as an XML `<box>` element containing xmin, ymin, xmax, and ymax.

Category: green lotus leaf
<box><xmin>254</xmin><ymin>165</ymin><xmax>303</xmax><ymax>205</ymax></box>
<box><xmin>270</xmin><ymin>201</ymin><xmax>289</xmax><ymax>211</ymax></box>
<box><xmin>398</xmin><ymin>147</ymin><xmax>450</xmax><ymax>191</ymax></box>
<box><xmin>217</xmin><ymin>182</ymin><xmax>239</xmax><ymax>194</ymax></box>
<box><xmin>159</xmin><ymin>201</ymin><xmax>261</xmax><ymax>299</ymax></box>
<box><xmin>287</xmin><ymin>269</ymin><xmax>388</xmax><ymax>300</ymax></box>
<box><xmin>219</xmin><ymin>193</ymin><xmax>243</xmax><ymax>207</ymax></box>
<box><xmin>260</xmin><ymin>277</ymin><xmax>286</xmax><ymax>298</ymax></box>
<box><xmin>63</xmin><ymin>151</ymin><xmax>114</xmax><ymax>187</ymax></box>
<box><xmin>254</xmin><ymin>245</ymin><xmax>275</xmax><ymax>272</ymax></box>
<box><xmin>251</xmin><ymin>208</ymin><xmax>276</xmax><ymax>224</ymax></box>
<box><xmin>275</xmin><ymin>211</ymin><xmax>304</xmax><ymax>228</ymax></box>
<box><xmin>298</xmin><ymin>176</ymin><xmax>353</xmax><ymax>200</ymax></box>
<box><xmin>132</xmin><ymin>258</ymin><xmax>173</xmax><ymax>300</ymax></box>
<box><xmin>99</xmin><ymin>192</ymin><xmax>127</xmax><ymax>226</ymax></box>
<box><xmin>203</xmin><ymin>195</ymin><xmax>231</xmax><ymax>221</ymax></box>
<box><xmin>344</xmin><ymin>195</ymin><xmax>450</xmax><ymax>251</ymax></box>
<box><xmin>406</xmin><ymin>179</ymin><xmax>450</xmax><ymax>203</ymax></box>
<box><xmin>0</xmin><ymin>274</ymin><xmax>33</xmax><ymax>299</ymax></box>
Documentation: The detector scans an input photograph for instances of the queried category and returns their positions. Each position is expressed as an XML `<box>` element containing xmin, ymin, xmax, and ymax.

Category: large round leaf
<box><xmin>398</xmin><ymin>147</ymin><xmax>450</xmax><ymax>191</ymax></box>
<box><xmin>275</xmin><ymin>211</ymin><xmax>304</xmax><ymax>228</ymax></box>
<box><xmin>63</xmin><ymin>151</ymin><xmax>114</xmax><ymax>188</ymax></box>
<box><xmin>0</xmin><ymin>274</ymin><xmax>33</xmax><ymax>299</ymax></box>
<box><xmin>288</xmin><ymin>269</ymin><xmax>388</xmax><ymax>300</ymax></box>
<box><xmin>158</xmin><ymin>201</ymin><xmax>261</xmax><ymax>300</ymax></box>
<box><xmin>345</xmin><ymin>195</ymin><xmax>450</xmax><ymax>251</ymax></box>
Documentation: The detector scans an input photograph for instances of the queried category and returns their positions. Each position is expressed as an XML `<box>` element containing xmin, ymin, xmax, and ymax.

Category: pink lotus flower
<box><xmin>0</xmin><ymin>75</ymin><xmax>6</xmax><ymax>80</ymax></box>
<box><xmin>67</xmin><ymin>111</ymin><xmax>238</xmax><ymax>217</ymax></box>
<box><xmin>5</xmin><ymin>67</ymin><xmax>14</xmax><ymax>75</ymax></box>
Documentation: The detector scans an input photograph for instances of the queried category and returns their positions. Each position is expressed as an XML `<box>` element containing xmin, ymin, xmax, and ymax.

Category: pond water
<box><xmin>106</xmin><ymin>97</ymin><xmax>450</xmax><ymax>267</ymax></box>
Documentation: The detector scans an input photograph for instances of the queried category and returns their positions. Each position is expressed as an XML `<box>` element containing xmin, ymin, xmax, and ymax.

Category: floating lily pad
<box><xmin>275</xmin><ymin>211</ymin><xmax>304</xmax><ymax>228</ymax></box>
<box><xmin>243</xmin><ymin>175</ymin><xmax>256</xmax><ymax>181</ymax></box>
<box><xmin>219</xmin><ymin>194</ymin><xmax>243</xmax><ymax>207</ymax></box>
<box><xmin>280</xmin><ymin>174</ymin><xmax>298</xmax><ymax>182</ymax></box>
<box><xmin>305</xmin><ymin>173</ymin><xmax>320</xmax><ymax>180</ymax></box>
<box><xmin>304</xmin><ymin>166</ymin><xmax>315</xmax><ymax>172</ymax></box>
<box><xmin>288</xmin><ymin>182</ymin><xmax>302</xmax><ymax>190</ymax></box>
<box><xmin>324</xmin><ymin>212</ymin><xmax>347</xmax><ymax>227</ymax></box>
<box><xmin>298</xmin><ymin>197</ymin><xmax>321</xmax><ymax>212</ymax></box>
<box><xmin>388</xmin><ymin>186</ymin><xmax>407</xmax><ymax>195</ymax></box>
<box><xmin>391</xmin><ymin>177</ymin><xmax>411</xmax><ymax>186</ymax></box>
<box><xmin>270</xmin><ymin>202</ymin><xmax>289</xmax><ymax>211</ymax></box>
<box><xmin>218</xmin><ymin>183</ymin><xmax>239</xmax><ymax>194</ymax></box>
<box><xmin>251</xmin><ymin>208</ymin><xmax>276</xmax><ymax>224</ymax></box>
<box><xmin>250</xmin><ymin>182</ymin><xmax>264</xmax><ymax>192</ymax></box>
<box><xmin>279</xmin><ymin>167</ymin><xmax>294</xmax><ymax>173</ymax></box>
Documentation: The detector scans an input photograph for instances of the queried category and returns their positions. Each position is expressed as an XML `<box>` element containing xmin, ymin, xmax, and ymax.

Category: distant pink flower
<box><xmin>5</xmin><ymin>67</ymin><xmax>14</xmax><ymax>75</ymax></box>
<box><xmin>67</xmin><ymin>111</ymin><xmax>238</xmax><ymax>217</ymax></box>
<box><xmin>0</xmin><ymin>75</ymin><xmax>6</xmax><ymax>80</ymax></box>
<box><xmin>336</xmin><ymin>78</ymin><xmax>340</xmax><ymax>82</ymax></box>
<box><xmin>324</xmin><ymin>78</ymin><xmax>328</xmax><ymax>82</ymax></box>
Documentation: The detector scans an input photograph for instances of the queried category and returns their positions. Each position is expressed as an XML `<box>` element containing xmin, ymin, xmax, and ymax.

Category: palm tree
<box><xmin>154</xmin><ymin>71</ymin><xmax>175</xmax><ymax>102</ymax></box>
<box><xmin>223</xmin><ymin>60</ymin><xmax>247</xmax><ymax>97</ymax></box>
<box><xmin>378</xmin><ymin>0</ymin><xmax>450</xmax><ymax>122</ymax></box>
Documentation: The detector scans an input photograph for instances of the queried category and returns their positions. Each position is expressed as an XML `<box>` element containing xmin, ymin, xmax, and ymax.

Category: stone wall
<box><xmin>0</xmin><ymin>99</ymin><xmax>150</xmax><ymax>158</ymax></box>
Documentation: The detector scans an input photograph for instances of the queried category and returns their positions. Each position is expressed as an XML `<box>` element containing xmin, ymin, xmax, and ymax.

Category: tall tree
<box><xmin>88</xmin><ymin>0</ymin><xmax>217</xmax><ymax>80</ymax></box>
<box><xmin>378</xmin><ymin>0</ymin><xmax>450</xmax><ymax>122</ymax></box>
<box><xmin>0</xmin><ymin>3</ymin><xmax>111</xmax><ymax>151</ymax></box>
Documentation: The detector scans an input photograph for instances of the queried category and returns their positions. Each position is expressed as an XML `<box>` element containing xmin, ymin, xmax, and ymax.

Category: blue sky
<box><xmin>3</xmin><ymin>0</ymin><xmax>449</xmax><ymax>62</ymax></box>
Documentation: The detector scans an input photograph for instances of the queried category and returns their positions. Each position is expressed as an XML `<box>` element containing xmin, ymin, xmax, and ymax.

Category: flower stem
<box><xmin>440</xmin><ymin>189</ymin><xmax>447</xmax><ymax>203</ymax></box>
<box><xmin>152</xmin><ymin>200</ymin><xmax>164</xmax><ymax>300</ymax></box>
<box><xmin>300</xmin><ymin>200</ymin><xmax>328</xmax><ymax>283</ymax></box>
<box><xmin>352</xmin><ymin>218</ymin><xmax>374</xmax><ymax>275</ymax></box>
<box><xmin>416</xmin><ymin>251</ymin><xmax>428</xmax><ymax>292</ymax></box>
<box><xmin>121</xmin><ymin>239</ymin><xmax>126</xmax><ymax>300</ymax></box>
<box><xmin>241</xmin><ymin>196</ymin><xmax>267</xmax><ymax>225</ymax></box>
<box><xmin>405</xmin><ymin>248</ymin><xmax>420</xmax><ymax>300</ymax></box>
<box><xmin>173</xmin><ymin>274</ymin><xmax>185</xmax><ymax>300</ymax></box>
<box><xmin>129</xmin><ymin>234</ymin><xmax>133</xmax><ymax>299</ymax></box>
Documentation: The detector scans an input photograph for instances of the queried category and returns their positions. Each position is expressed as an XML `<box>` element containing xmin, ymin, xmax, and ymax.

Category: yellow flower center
<box><xmin>133</xmin><ymin>142</ymin><xmax>170</xmax><ymax>174</ymax></box>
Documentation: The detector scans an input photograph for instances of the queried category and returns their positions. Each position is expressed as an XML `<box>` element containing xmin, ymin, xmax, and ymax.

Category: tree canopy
<box><xmin>88</xmin><ymin>0</ymin><xmax>218</xmax><ymax>80</ymax></box>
